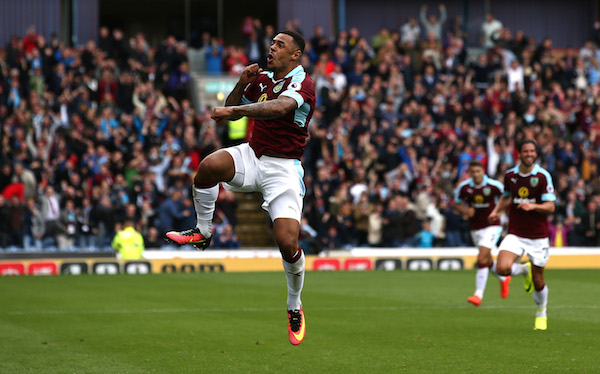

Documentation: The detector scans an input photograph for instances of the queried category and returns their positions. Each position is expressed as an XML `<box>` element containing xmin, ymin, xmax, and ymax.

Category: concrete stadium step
<box><xmin>233</xmin><ymin>192</ymin><xmax>274</xmax><ymax>248</ymax></box>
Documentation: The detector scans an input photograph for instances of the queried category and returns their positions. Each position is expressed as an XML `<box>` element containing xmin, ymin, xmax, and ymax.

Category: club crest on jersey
<box><xmin>483</xmin><ymin>187</ymin><xmax>491</xmax><ymax>196</ymax></box>
<box><xmin>530</xmin><ymin>177</ymin><xmax>539</xmax><ymax>187</ymax></box>
<box><xmin>518</xmin><ymin>187</ymin><xmax>529</xmax><ymax>198</ymax></box>
<box><xmin>273</xmin><ymin>81</ymin><xmax>284</xmax><ymax>93</ymax></box>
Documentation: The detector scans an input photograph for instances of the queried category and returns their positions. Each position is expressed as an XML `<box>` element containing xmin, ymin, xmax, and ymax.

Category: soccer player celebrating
<box><xmin>454</xmin><ymin>160</ymin><xmax>511</xmax><ymax>307</ymax></box>
<box><xmin>488</xmin><ymin>140</ymin><xmax>556</xmax><ymax>330</ymax></box>
<box><xmin>166</xmin><ymin>30</ymin><xmax>314</xmax><ymax>345</ymax></box>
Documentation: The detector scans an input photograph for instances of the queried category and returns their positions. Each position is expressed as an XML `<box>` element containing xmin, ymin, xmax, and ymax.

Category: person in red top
<box><xmin>454</xmin><ymin>160</ymin><xmax>510</xmax><ymax>307</ymax></box>
<box><xmin>166</xmin><ymin>30</ymin><xmax>314</xmax><ymax>345</ymax></box>
<box><xmin>488</xmin><ymin>140</ymin><xmax>556</xmax><ymax>331</ymax></box>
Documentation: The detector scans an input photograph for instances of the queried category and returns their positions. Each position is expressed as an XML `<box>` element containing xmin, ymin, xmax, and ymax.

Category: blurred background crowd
<box><xmin>1</xmin><ymin>6</ymin><xmax>600</xmax><ymax>252</ymax></box>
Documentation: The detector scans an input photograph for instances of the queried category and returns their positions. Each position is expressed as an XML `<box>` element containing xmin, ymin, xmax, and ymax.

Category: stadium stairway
<box><xmin>234</xmin><ymin>192</ymin><xmax>275</xmax><ymax>248</ymax></box>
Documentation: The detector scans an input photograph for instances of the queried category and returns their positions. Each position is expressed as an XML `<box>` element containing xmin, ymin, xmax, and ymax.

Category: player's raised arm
<box><xmin>225</xmin><ymin>63</ymin><xmax>263</xmax><ymax>107</ymax></box>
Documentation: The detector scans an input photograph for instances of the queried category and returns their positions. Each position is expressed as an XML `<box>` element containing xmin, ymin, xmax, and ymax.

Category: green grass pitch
<box><xmin>0</xmin><ymin>270</ymin><xmax>598</xmax><ymax>373</ymax></box>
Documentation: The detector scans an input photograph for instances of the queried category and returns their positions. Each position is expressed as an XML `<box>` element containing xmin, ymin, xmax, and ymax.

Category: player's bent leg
<box><xmin>495</xmin><ymin>250</ymin><xmax>520</xmax><ymax>276</ymax></box>
<box><xmin>193</xmin><ymin>149</ymin><xmax>236</xmax><ymax>187</ymax></box>
<box><xmin>165</xmin><ymin>150</ymin><xmax>236</xmax><ymax>249</ymax></box>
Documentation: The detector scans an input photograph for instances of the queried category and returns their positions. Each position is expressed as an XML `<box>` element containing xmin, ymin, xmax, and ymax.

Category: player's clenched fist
<box><xmin>239</xmin><ymin>63</ymin><xmax>263</xmax><ymax>85</ymax></box>
<box><xmin>211</xmin><ymin>106</ymin><xmax>235</xmax><ymax>122</ymax></box>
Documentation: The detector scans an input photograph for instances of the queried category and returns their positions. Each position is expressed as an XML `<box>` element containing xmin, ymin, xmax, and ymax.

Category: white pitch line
<box><xmin>1</xmin><ymin>304</ymin><xmax>599</xmax><ymax>316</ymax></box>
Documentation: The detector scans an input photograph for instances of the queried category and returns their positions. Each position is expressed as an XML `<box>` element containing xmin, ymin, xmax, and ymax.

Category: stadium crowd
<box><xmin>1</xmin><ymin>10</ymin><xmax>600</xmax><ymax>252</ymax></box>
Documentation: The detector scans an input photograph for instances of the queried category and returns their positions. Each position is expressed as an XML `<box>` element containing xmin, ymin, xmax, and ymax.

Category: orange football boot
<box><xmin>287</xmin><ymin>308</ymin><xmax>306</xmax><ymax>345</ymax></box>
<box><xmin>467</xmin><ymin>295</ymin><xmax>482</xmax><ymax>307</ymax></box>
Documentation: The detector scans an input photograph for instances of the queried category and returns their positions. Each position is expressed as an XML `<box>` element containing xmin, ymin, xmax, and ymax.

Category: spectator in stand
<box><xmin>548</xmin><ymin>216</ymin><xmax>570</xmax><ymax>247</ymax></box>
<box><xmin>144</xmin><ymin>226</ymin><xmax>163</xmax><ymax>249</ymax></box>
<box><xmin>40</xmin><ymin>185</ymin><xmax>61</xmax><ymax>247</ymax></box>
<box><xmin>156</xmin><ymin>188</ymin><xmax>190</xmax><ymax>235</ymax></box>
<box><xmin>0</xmin><ymin>195</ymin><xmax>9</xmax><ymax>248</ymax></box>
<box><xmin>245</xmin><ymin>28</ymin><xmax>266</xmax><ymax>66</ymax></box>
<box><xmin>481</xmin><ymin>12</ymin><xmax>503</xmax><ymax>56</ymax></box>
<box><xmin>582</xmin><ymin>199</ymin><xmax>600</xmax><ymax>246</ymax></box>
<box><xmin>23</xmin><ymin>197</ymin><xmax>44</xmax><ymax>251</ymax></box>
<box><xmin>311</xmin><ymin>25</ymin><xmax>330</xmax><ymax>57</ymax></box>
<box><xmin>401</xmin><ymin>17</ymin><xmax>421</xmax><ymax>45</ymax></box>
<box><xmin>415</xmin><ymin>219</ymin><xmax>435</xmax><ymax>248</ymax></box>
<box><xmin>213</xmin><ymin>223</ymin><xmax>241</xmax><ymax>249</ymax></box>
<box><xmin>205</xmin><ymin>38</ymin><xmax>224</xmax><ymax>74</ymax></box>
<box><xmin>420</xmin><ymin>4</ymin><xmax>447</xmax><ymax>42</ymax></box>
<box><xmin>57</xmin><ymin>199</ymin><xmax>78</xmax><ymax>251</ymax></box>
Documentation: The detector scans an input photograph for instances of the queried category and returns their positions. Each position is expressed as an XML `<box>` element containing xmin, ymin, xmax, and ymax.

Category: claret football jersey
<box><xmin>454</xmin><ymin>175</ymin><xmax>504</xmax><ymax>230</ymax></box>
<box><xmin>503</xmin><ymin>163</ymin><xmax>556</xmax><ymax>239</ymax></box>
<box><xmin>241</xmin><ymin>65</ymin><xmax>315</xmax><ymax>160</ymax></box>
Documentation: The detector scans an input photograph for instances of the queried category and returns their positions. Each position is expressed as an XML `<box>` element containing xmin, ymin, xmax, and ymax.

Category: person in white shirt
<box><xmin>506</xmin><ymin>59</ymin><xmax>524</xmax><ymax>93</ymax></box>
<box><xmin>401</xmin><ymin>17</ymin><xmax>421</xmax><ymax>44</ymax></box>
<box><xmin>481</xmin><ymin>12</ymin><xmax>503</xmax><ymax>49</ymax></box>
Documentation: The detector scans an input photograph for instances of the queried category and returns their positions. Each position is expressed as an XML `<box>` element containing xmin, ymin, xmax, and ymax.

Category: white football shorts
<box><xmin>470</xmin><ymin>225</ymin><xmax>502</xmax><ymax>250</ymax></box>
<box><xmin>222</xmin><ymin>143</ymin><xmax>305</xmax><ymax>223</ymax></box>
<box><xmin>498</xmin><ymin>233</ymin><xmax>550</xmax><ymax>267</ymax></box>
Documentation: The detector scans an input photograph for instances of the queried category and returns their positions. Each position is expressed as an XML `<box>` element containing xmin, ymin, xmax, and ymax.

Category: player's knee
<box><xmin>495</xmin><ymin>264</ymin><xmax>511</xmax><ymax>276</ymax></box>
<box><xmin>276</xmin><ymin>236</ymin><xmax>298</xmax><ymax>262</ymax></box>
<box><xmin>477</xmin><ymin>254</ymin><xmax>491</xmax><ymax>267</ymax></box>
<box><xmin>194</xmin><ymin>153</ymin><xmax>233</xmax><ymax>186</ymax></box>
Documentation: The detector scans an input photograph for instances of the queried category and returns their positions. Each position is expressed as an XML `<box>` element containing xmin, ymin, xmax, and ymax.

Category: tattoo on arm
<box><xmin>233</xmin><ymin>96</ymin><xmax>297</xmax><ymax>119</ymax></box>
<box><xmin>225</xmin><ymin>83</ymin><xmax>247</xmax><ymax>107</ymax></box>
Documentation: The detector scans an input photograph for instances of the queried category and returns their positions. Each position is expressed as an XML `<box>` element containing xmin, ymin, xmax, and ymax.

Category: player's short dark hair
<box><xmin>519</xmin><ymin>139</ymin><xmax>537</xmax><ymax>152</ymax></box>
<box><xmin>469</xmin><ymin>159</ymin><xmax>483</xmax><ymax>168</ymax></box>
<box><xmin>278</xmin><ymin>30</ymin><xmax>305</xmax><ymax>53</ymax></box>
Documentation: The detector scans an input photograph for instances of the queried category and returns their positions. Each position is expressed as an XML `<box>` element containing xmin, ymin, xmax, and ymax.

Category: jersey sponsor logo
<box><xmin>288</xmin><ymin>81</ymin><xmax>301</xmax><ymax>91</ymax></box>
<box><xmin>473</xmin><ymin>203</ymin><xmax>490</xmax><ymax>208</ymax></box>
<box><xmin>258</xmin><ymin>93</ymin><xmax>268</xmax><ymax>102</ymax></box>
<box><xmin>531</xmin><ymin>177</ymin><xmax>539</xmax><ymax>187</ymax></box>
<box><xmin>474</xmin><ymin>195</ymin><xmax>484</xmax><ymax>204</ymax></box>
<box><xmin>518</xmin><ymin>187</ymin><xmax>529</xmax><ymax>198</ymax></box>
<box><xmin>483</xmin><ymin>187</ymin><xmax>491</xmax><ymax>196</ymax></box>
<box><xmin>513</xmin><ymin>197</ymin><xmax>536</xmax><ymax>204</ymax></box>
<box><xmin>273</xmin><ymin>81</ymin><xmax>284</xmax><ymax>93</ymax></box>
<box><xmin>258</xmin><ymin>82</ymin><xmax>267</xmax><ymax>92</ymax></box>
